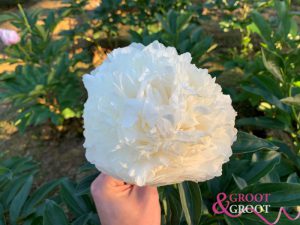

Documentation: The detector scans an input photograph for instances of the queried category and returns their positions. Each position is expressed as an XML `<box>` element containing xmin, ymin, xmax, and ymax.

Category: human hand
<box><xmin>91</xmin><ymin>173</ymin><xmax>161</xmax><ymax>225</ymax></box>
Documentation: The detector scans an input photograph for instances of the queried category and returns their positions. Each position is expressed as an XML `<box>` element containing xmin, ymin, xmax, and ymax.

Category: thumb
<box><xmin>99</xmin><ymin>173</ymin><xmax>127</xmax><ymax>187</ymax></box>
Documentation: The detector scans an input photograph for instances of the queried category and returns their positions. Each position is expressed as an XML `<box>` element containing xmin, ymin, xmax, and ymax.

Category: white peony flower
<box><xmin>83</xmin><ymin>41</ymin><xmax>237</xmax><ymax>186</ymax></box>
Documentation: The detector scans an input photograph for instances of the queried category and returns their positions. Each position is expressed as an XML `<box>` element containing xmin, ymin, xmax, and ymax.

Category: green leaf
<box><xmin>76</xmin><ymin>173</ymin><xmax>98</xmax><ymax>195</ymax></box>
<box><xmin>232</xmin><ymin>174</ymin><xmax>248</xmax><ymax>190</ymax></box>
<box><xmin>178</xmin><ymin>181</ymin><xmax>202</xmax><ymax>225</ymax></box>
<box><xmin>27</xmin><ymin>217</ymin><xmax>43</xmax><ymax>225</ymax></box>
<box><xmin>0</xmin><ymin>175</ymin><xmax>28</xmax><ymax>207</ymax></box>
<box><xmin>0</xmin><ymin>204</ymin><xmax>4</xmax><ymax>225</ymax></box>
<box><xmin>236</xmin><ymin>117</ymin><xmax>291</xmax><ymax>132</ymax></box>
<box><xmin>275</xmin><ymin>0</ymin><xmax>291</xmax><ymax>37</ymax></box>
<box><xmin>22</xmin><ymin>179</ymin><xmax>61</xmax><ymax>216</ymax></box>
<box><xmin>208</xmin><ymin>163</ymin><xmax>236</xmax><ymax>195</ymax></box>
<box><xmin>60</xmin><ymin>179</ymin><xmax>88</xmax><ymax>216</ymax></box>
<box><xmin>261</xmin><ymin>48</ymin><xmax>284</xmax><ymax>82</ymax></box>
<box><xmin>35</xmin><ymin>24</ymin><xmax>48</xmax><ymax>41</ymax></box>
<box><xmin>287</xmin><ymin>173</ymin><xmax>300</xmax><ymax>183</ymax></box>
<box><xmin>248</xmin><ymin>71</ymin><xmax>283</xmax><ymax>96</ymax></box>
<box><xmin>241</xmin><ymin>85</ymin><xmax>288</xmax><ymax>112</ymax></box>
<box><xmin>167</xmin><ymin>10</ymin><xmax>177</xmax><ymax>34</ymax></box>
<box><xmin>129</xmin><ymin>30</ymin><xmax>143</xmax><ymax>43</ymax></box>
<box><xmin>43</xmin><ymin>200</ymin><xmax>69</xmax><ymax>225</ymax></box>
<box><xmin>176</xmin><ymin>13</ymin><xmax>192</xmax><ymax>32</ymax></box>
<box><xmin>61</xmin><ymin>108</ymin><xmax>77</xmax><ymax>119</ymax></box>
<box><xmin>0</xmin><ymin>13</ymin><xmax>18</xmax><ymax>23</ymax></box>
<box><xmin>2</xmin><ymin>157</ymin><xmax>37</xmax><ymax>174</ymax></box>
<box><xmin>241</xmin><ymin>183</ymin><xmax>300</xmax><ymax>206</ymax></box>
<box><xmin>232</xmin><ymin>132</ymin><xmax>278</xmax><ymax>154</ymax></box>
<box><xmin>290</xmin><ymin>20</ymin><xmax>298</xmax><ymax>37</ymax></box>
<box><xmin>271</xmin><ymin>140</ymin><xmax>300</xmax><ymax>169</ymax></box>
<box><xmin>191</xmin><ymin>37</ymin><xmax>212</xmax><ymax>60</ymax></box>
<box><xmin>78</xmin><ymin>162</ymin><xmax>96</xmax><ymax>173</ymax></box>
<box><xmin>243</xmin><ymin>151</ymin><xmax>281</xmax><ymax>184</ymax></box>
<box><xmin>251</xmin><ymin>10</ymin><xmax>274</xmax><ymax>49</ymax></box>
<box><xmin>281</xmin><ymin>94</ymin><xmax>300</xmax><ymax>107</ymax></box>
<box><xmin>71</xmin><ymin>213</ymin><xmax>94</xmax><ymax>225</ymax></box>
<box><xmin>0</xmin><ymin>166</ymin><xmax>12</xmax><ymax>179</ymax></box>
<box><xmin>275</xmin><ymin>157</ymin><xmax>297</xmax><ymax>178</ymax></box>
<box><xmin>9</xmin><ymin>175</ymin><xmax>33</xmax><ymax>225</ymax></box>
<box><xmin>260</xmin><ymin>170</ymin><xmax>280</xmax><ymax>183</ymax></box>
<box><xmin>162</xmin><ymin>186</ymin><xmax>182</xmax><ymax>225</ymax></box>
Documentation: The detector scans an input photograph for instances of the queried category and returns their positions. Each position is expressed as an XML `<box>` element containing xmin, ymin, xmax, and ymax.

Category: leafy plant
<box><xmin>199</xmin><ymin>0</ymin><xmax>274</xmax><ymax>61</ymax></box>
<box><xmin>0</xmin><ymin>6</ymin><xmax>91</xmax><ymax>132</ymax></box>
<box><xmin>236</xmin><ymin>0</ymin><xmax>300</xmax><ymax>151</ymax></box>
<box><xmin>2</xmin><ymin>131</ymin><xmax>300</xmax><ymax>225</ymax></box>
<box><xmin>0</xmin><ymin>155</ymin><xmax>100</xmax><ymax>225</ymax></box>
<box><xmin>159</xmin><ymin>131</ymin><xmax>300</xmax><ymax>225</ymax></box>
<box><xmin>130</xmin><ymin>9</ymin><xmax>214</xmax><ymax>67</ymax></box>
<box><xmin>61</xmin><ymin>0</ymin><xmax>195</xmax><ymax>50</ymax></box>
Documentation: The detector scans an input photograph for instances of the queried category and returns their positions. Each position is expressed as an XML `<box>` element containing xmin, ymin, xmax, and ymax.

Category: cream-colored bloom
<box><xmin>83</xmin><ymin>41</ymin><xmax>237</xmax><ymax>186</ymax></box>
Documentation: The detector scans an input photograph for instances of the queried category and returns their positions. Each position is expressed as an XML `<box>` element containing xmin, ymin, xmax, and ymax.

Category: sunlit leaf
<box><xmin>178</xmin><ymin>182</ymin><xmax>202</xmax><ymax>225</ymax></box>
<box><xmin>43</xmin><ymin>200</ymin><xmax>69</xmax><ymax>225</ymax></box>
<box><xmin>232</xmin><ymin>132</ymin><xmax>278</xmax><ymax>154</ymax></box>
<box><xmin>281</xmin><ymin>94</ymin><xmax>300</xmax><ymax>107</ymax></box>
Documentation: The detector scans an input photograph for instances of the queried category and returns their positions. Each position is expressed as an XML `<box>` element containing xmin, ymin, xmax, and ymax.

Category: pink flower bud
<box><xmin>0</xmin><ymin>28</ymin><xmax>20</xmax><ymax>46</ymax></box>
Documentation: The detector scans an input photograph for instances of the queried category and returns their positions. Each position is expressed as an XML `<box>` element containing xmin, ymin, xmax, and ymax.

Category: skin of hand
<box><xmin>91</xmin><ymin>173</ymin><xmax>161</xmax><ymax>225</ymax></box>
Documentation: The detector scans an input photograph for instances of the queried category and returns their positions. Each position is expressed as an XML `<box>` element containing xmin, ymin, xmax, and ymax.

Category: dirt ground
<box><xmin>0</xmin><ymin>104</ymin><xmax>86</xmax><ymax>186</ymax></box>
<box><xmin>0</xmin><ymin>102</ymin><xmax>86</xmax><ymax>186</ymax></box>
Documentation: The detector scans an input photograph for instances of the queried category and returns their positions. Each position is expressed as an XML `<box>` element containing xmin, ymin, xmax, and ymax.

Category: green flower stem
<box><xmin>288</xmin><ymin>80</ymin><xmax>300</xmax><ymax>149</ymax></box>
<box><xmin>18</xmin><ymin>4</ymin><xmax>33</xmax><ymax>33</ymax></box>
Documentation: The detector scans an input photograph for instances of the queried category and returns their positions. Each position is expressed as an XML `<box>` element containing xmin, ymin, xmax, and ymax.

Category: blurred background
<box><xmin>0</xmin><ymin>0</ymin><xmax>300</xmax><ymax>224</ymax></box>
